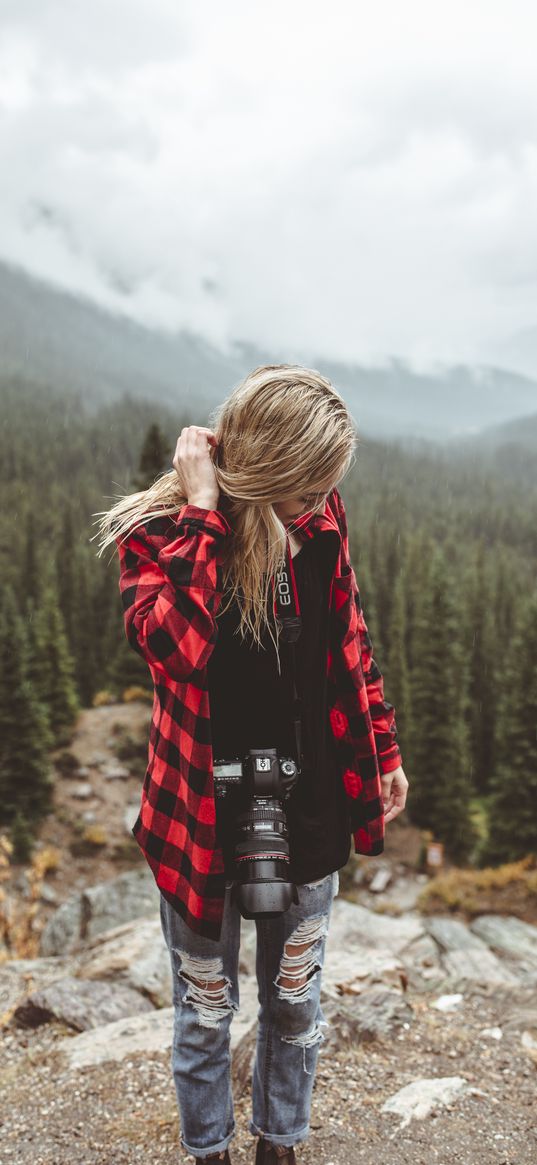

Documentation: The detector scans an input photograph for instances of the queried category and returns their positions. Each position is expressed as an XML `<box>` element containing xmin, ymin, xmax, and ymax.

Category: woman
<box><xmin>96</xmin><ymin>364</ymin><xmax>408</xmax><ymax>1165</ymax></box>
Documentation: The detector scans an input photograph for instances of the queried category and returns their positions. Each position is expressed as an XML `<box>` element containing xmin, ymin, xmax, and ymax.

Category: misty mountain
<box><xmin>1</xmin><ymin>258</ymin><xmax>537</xmax><ymax>444</ymax></box>
<box><xmin>488</xmin><ymin>324</ymin><xmax>537</xmax><ymax>383</ymax></box>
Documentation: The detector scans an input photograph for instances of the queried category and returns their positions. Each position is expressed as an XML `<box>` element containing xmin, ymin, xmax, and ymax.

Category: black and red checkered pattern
<box><xmin>116</xmin><ymin>487</ymin><xmax>402</xmax><ymax>940</ymax></box>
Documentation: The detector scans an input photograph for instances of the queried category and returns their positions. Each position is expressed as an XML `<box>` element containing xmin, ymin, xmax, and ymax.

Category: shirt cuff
<box><xmin>377</xmin><ymin>747</ymin><xmax>403</xmax><ymax>776</ymax></box>
<box><xmin>175</xmin><ymin>504</ymin><xmax>232</xmax><ymax>537</ymax></box>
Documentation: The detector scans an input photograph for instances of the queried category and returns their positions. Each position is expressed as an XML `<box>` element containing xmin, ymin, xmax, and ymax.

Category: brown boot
<box><xmin>255</xmin><ymin>1137</ymin><xmax>296</xmax><ymax>1164</ymax></box>
<box><xmin>195</xmin><ymin>1150</ymin><xmax>231</xmax><ymax>1164</ymax></box>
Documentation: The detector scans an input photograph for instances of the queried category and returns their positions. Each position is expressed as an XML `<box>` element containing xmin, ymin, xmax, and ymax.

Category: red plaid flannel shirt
<box><xmin>116</xmin><ymin>486</ymin><xmax>402</xmax><ymax>940</ymax></box>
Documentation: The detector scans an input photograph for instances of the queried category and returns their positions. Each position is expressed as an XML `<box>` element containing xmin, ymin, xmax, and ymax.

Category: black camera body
<box><xmin>213</xmin><ymin>747</ymin><xmax>300</xmax><ymax>920</ymax></box>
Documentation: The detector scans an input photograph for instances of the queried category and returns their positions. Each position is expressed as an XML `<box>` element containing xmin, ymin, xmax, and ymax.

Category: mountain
<box><xmin>1</xmin><ymin>257</ymin><xmax>537</xmax><ymax>443</ymax></box>
<box><xmin>452</xmin><ymin>410</ymin><xmax>537</xmax><ymax>454</ymax></box>
<box><xmin>488</xmin><ymin>323</ymin><xmax>537</xmax><ymax>382</ymax></box>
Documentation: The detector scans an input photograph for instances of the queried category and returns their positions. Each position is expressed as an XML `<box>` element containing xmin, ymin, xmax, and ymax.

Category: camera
<box><xmin>213</xmin><ymin>746</ymin><xmax>300</xmax><ymax>920</ymax></box>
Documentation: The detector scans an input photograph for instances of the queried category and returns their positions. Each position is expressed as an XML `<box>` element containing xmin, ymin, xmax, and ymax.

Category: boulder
<box><xmin>425</xmin><ymin>917</ymin><xmax>521</xmax><ymax>987</ymax></box>
<box><xmin>13</xmin><ymin>975</ymin><xmax>154</xmax><ymax>1030</ymax></box>
<box><xmin>321</xmin><ymin>985</ymin><xmax>414</xmax><ymax>1049</ymax></box>
<box><xmin>77</xmin><ymin>916</ymin><xmax>171</xmax><ymax>1007</ymax></box>
<box><xmin>60</xmin><ymin>974</ymin><xmax>259</xmax><ymax>1069</ymax></box>
<box><xmin>470</xmin><ymin>914</ymin><xmax>537</xmax><ymax>969</ymax></box>
<box><xmin>326</xmin><ymin>898</ymin><xmax>424</xmax><ymax>956</ymax></box>
<box><xmin>60</xmin><ymin>1006</ymin><xmax>175</xmax><ymax>1068</ymax></box>
<box><xmin>39</xmin><ymin>867</ymin><xmax>158</xmax><ymax>956</ymax></box>
<box><xmin>0</xmin><ymin>956</ymin><xmax>74</xmax><ymax>1019</ymax></box>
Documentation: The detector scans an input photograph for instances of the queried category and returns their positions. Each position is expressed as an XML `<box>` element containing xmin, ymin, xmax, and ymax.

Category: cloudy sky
<box><xmin>1</xmin><ymin>0</ymin><xmax>536</xmax><ymax>373</ymax></box>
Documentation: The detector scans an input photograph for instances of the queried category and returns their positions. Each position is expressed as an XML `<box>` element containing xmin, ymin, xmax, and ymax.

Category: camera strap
<box><xmin>272</xmin><ymin>536</ymin><xmax>304</xmax><ymax>774</ymax></box>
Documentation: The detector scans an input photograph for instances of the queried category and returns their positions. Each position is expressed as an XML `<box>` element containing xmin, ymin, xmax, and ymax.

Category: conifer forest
<box><xmin>1</xmin><ymin>373</ymin><xmax>536</xmax><ymax>871</ymax></box>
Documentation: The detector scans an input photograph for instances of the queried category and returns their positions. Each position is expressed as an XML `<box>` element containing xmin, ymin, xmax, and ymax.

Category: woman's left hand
<box><xmin>380</xmin><ymin>765</ymin><xmax>409</xmax><ymax>824</ymax></box>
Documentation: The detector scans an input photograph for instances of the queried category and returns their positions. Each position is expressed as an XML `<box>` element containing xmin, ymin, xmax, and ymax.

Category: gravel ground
<box><xmin>1</xmin><ymin>982</ymin><xmax>536</xmax><ymax>1165</ymax></box>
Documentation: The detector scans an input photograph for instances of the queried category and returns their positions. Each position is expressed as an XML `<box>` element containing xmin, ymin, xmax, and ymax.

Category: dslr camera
<box><xmin>213</xmin><ymin>746</ymin><xmax>300</xmax><ymax>920</ymax></box>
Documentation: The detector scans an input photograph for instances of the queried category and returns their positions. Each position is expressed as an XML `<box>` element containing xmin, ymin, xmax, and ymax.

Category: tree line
<box><xmin>0</xmin><ymin>377</ymin><xmax>536</xmax><ymax>867</ymax></box>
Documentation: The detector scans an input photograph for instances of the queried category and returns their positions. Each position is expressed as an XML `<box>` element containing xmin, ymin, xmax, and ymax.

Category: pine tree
<box><xmin>385</xmin><ymin>565</ymin><xmax>412</xmax><ymax>765</ymax></box>
<box><xmin>0</xmin><ymin>586</ymin><xmax>55</xmax><ymax>826</ymax></box>
<box><xmin>406</xmin><ymin>545</ymin><xmax>478</xmax><ymax>863</ymax></box>
<box><xmin>10</xmin><ymin>810</ymin><xmax>34</xmax><ymax>863</ymax></box>
<box><xmin>22</xmin><ymin>511</ymin><xmax>40</xmax><ymax>611</ymax></box>
<box><xmin>72</xmin><ymin>550</ymin><xmax>100</xmax><ymax>705</ymax></box>
<box><xmin>132</xmin><ymin>423</ymin><xmax>173</xmax><ymax>491</ymax></box>
<box><xmin>481</xmin><ymin>587</ymin><xmax>537</xmax><ymax>865</ymax></box>
<box><xmin>28</xmin><ymin>568</ymin><xmax>80</xmax><ymax>748</ymax></box>
<box><xmin>461</xmin><ymin>541</ymin><xmax>497</xmax><ymax>796</ymax></box>
<box><xmin>56</xmin><ymin>501</ymin><xmax>77</xmax><ymax>648</ymax></box>
<box><xmin>108</xmin><ymin>633</ymin><xmax>152</xmax><ymax>697</ymax></box>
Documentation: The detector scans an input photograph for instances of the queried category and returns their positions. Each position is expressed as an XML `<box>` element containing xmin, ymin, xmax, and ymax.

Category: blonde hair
<box><xmin>92</xmin><ymin>363</ymin><xmax>358</xmax><ymax>669</ymax></box>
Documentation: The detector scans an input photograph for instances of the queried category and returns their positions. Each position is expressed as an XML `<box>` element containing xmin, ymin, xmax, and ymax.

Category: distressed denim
<box><xmin>159</xmin><ymin>869</ymin><xmax>339</xmax><ymax>1159</ymax></box>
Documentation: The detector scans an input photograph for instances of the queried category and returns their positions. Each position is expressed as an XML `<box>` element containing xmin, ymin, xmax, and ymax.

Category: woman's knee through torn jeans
<box><xmin>159</xmin><ymin>869</ymin><xmax>339</xmax><ymax>1159</ymax></box>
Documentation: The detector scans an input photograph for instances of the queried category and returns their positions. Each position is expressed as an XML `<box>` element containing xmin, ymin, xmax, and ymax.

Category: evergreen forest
<box><xmin>1</xmin><ymin>373</ymin><xmax>536</xmax><ymax>870</ymax></box>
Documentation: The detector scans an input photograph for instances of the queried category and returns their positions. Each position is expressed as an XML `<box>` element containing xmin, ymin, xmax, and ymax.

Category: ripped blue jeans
<box><xmin>159</xmin><ymin>869</ymin><xmax>339</xmax><ymax>1159</ymax></box>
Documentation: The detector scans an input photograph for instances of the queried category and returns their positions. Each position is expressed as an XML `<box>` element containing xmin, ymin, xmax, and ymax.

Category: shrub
<box><xmin>92</xmin><ymin>689</ymin><xmax>118</xmax><ymax>707</ymax></box>
<box><xmin>417</xmin><ymin>854</ymin><xmax>537</xmax><ymax>922</ymax></box>
<box><xmin>55</xmin><ymin>750</ymin><xmax>80</xmax><ymax>777</ymax></box>
<box><xmin>69</xmin><ymin>825</ymin><xmax>108</xmax><ymax>856</ymax></box>
<box><xmin>122</xmin><ymin>686</ymin><xmax>153</xmax><ymax>704</ymax></box>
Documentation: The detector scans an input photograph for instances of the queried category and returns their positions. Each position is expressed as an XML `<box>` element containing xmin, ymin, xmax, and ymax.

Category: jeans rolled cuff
<box><xmin>249</xmin><ymin>1120</ymin><xmax>310</xmax><ymax>1146</ymax></box>
<box><xmin>181</xmin><ymin>1125</ymin><xmax>235</xmax><ymax>1157</ymax></box>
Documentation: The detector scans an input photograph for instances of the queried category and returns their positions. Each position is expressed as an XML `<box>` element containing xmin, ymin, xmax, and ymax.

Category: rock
<box><xmin>13</xmin><ymin>975</ymin><xmax>154</xmax><ymax>1030</ymax></box>
<box><xmin>60</xmin><ymin>976</ymin><xmax>259</xmax><ymax>1069</ymax></box>
<box><xmin>60</xmin><ymin>1006</ymin><xmax>175</xmax><ymax>1067</ymax></box>
<box><xmin>386</xmin><ymin>876</ymin><xmax>428</xmax><ymax>912</ymax></box>
<box><xmin>322</xmin><ymin>948</ymin><xmax>405</xmax><ymax>998</ymax></box>
<box><xmin>82</xmin><ymin>868</ymin><xmax>158</xmax><ymax>938</ymax></box>
<box><xmin>480</xmin><ymin>1026</ymin><xmax>502</xmax><ymax>1039</ymax></box>
<box><xmin>39</xmin><ymin>895</ymin><xmax>84</xmax><ymax>956</ymax></box>
<box><xmin>124</xmin><ymin>803</ymin><xmax>141</xmax><ymax>834</ymax></box>
<box><xmin>430</xmin><ymin>993</ymin><xmax>464</xmax><ymax>1011</ymax></box>
<box><xmin>398</xmin><ymin>932</ymin><xmax>444</xmax><ymax>986</ymax></box>
<box><xmin>77</xmin><ymin>917</ymin><xmax>172</xmax><ymax>1006</ymax></box>
<box><xmin>470</xmin><ymin>914</ymin><xmax>537</xmax><ymax>967</ymax></box>
<box><xmin>89</xmin><ymin>752</ymin><xmax>108</xmax><ymax>766</ymax></box>
<box><xmin>39</xmin><ymin>883</ymin><xmax>59</xmax><ymax>904</ymax></box>
<box><xmin>39</xmin><ymin>867</ymin><xmax>158</xmax><ymax>956</ymax></box>
<box><xmin>425</xmin><ymin>917</ymin><xmax>520</xmax><ymax>987</ymax></box>
<box><xmin>321</xmin><ymin>898</ymin><xmax>424</xmax><ymax>995</ymax></box>
<box><xmin>71</xmin><ymin>783</ymin><xmax>93</xmax><ymax>799</ymax></box>
<box><xmin>0</xmin><ymin>957</ymin><xmax>74</xmax><ymax>1019</ymax></box>
<box><xmin>59</xmin><ymin>764</ymin><xmax>90</xmax><ymax>780</ymax></box>
<box><xmin>100</xmin><ymin>763</ymin><xmax>131</xmax><ymax>781</ymax></box>
<box><xmin>369</xmin><ymin>865</ymin><xmax>393</xmax><ymax>893</ymax></box>
<box><xmin>381</xmin><ymin>1075</ymin><xmax>468</xmax><ymax>1128</ymax></box>
<box><xmin>321</xmin><ymin>986</ymin><xmax>414</xmax><ymax>1049</ymax></box>
<box><xmin>326</xmin><ymin>898</ymin><xmax>424</xmax><ymax>956</ymax></box>
<box><xmin>81</xmin><ymin>810</ymin><xmax>97</xmax><ymax>824</ymax></box>
<box><xmin>13</xmin><ymin>872</ymin><xmax>30</xmax><ymax>896</ymax></box>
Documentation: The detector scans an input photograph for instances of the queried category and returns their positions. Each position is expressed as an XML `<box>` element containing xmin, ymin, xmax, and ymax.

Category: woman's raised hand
<box><xmin>173</xmin><ymin>426</ymin><xmax>220</xmax><ymax>510</ymax></box>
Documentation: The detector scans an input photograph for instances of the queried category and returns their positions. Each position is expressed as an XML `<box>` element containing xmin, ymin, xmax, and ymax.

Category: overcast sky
<box><xmin>1</xmin><ymin>0</ymin><xmax>536</xmax><ymax>373</ymax></box>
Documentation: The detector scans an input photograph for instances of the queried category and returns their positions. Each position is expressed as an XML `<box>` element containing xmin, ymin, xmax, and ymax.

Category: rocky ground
<box><xmin>1</xmin><ymin>702</ymin><xmax>536</xmax><ymax>1165</ymax></box>
<box><xmin>1</xmin><ymin>974</ymin><xmax>536</xmax><ymax>1165</ymax></box>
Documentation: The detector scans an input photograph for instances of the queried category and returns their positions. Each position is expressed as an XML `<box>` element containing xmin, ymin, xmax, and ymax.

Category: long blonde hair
<box><xmin>92</xmin><ymin>364</ymin><xmax>358</xmax><ymax>668</ymax></box>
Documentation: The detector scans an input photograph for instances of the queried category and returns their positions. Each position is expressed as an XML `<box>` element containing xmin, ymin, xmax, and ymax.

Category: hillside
<box><xmin>2</xmin><ymin>258</ymin><xmax>537</xmax><ymax>442</ymax></box>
